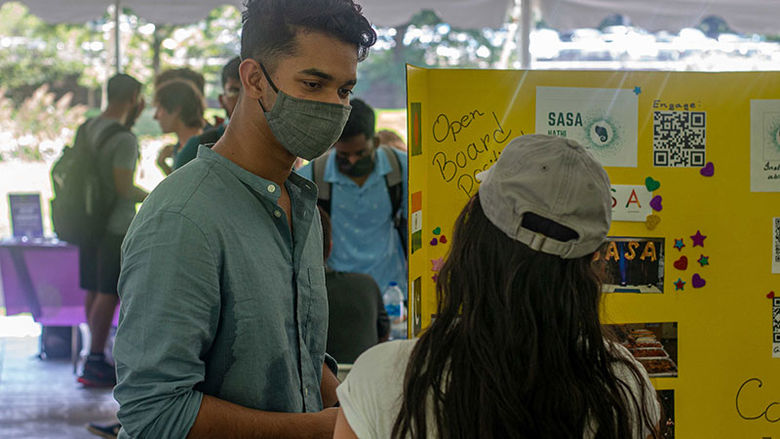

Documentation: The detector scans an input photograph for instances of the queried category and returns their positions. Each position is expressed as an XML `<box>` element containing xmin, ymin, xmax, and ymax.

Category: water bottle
<box><xmin>383</xmin><ymin>282</ymin><xmax>407</xmax><ymax>340</ymax></box>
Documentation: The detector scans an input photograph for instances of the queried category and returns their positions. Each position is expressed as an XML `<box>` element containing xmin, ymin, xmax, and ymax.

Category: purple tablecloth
<box><xmin>0</xmin><ymin>238</ymin><xmax>118</xmax><ymax>327</ymax></box>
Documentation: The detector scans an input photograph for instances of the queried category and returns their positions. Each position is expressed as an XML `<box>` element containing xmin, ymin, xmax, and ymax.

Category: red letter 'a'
<box><xmin>625</xmin><ymin>189</ymin><xmax>641</xmax><ymax>208</ymax></box>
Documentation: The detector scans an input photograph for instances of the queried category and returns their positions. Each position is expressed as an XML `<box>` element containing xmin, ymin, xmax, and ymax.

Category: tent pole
<box><xmin>519</xmin><ymin>0</ymin><xmax>532</xmax><ymax>69</ymax></box>
<box><xmin>497</xmin><ymin>0</ymin><xmax>521</xmax><ymax>69</ymax></box>
<box><xmin>114</xmin><ymin>0</ymin><xmax>121</xmax><ymax>73</ymax></box>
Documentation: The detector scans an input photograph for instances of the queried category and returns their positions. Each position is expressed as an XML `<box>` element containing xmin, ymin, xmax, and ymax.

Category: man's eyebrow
<box><xmin>299</xmin><ymin>68</ymin><xmax>357</xmax><ymax>87</ymax></box>
<box><xmin>299</xmin><ymin>68</ymin><xmax>333</xmax><ymax>80</ymax></box>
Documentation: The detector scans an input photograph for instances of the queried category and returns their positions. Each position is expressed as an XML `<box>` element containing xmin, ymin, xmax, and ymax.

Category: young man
<box><xmin>319</xmin><ymin>207</ymin><xmax>390</xmax><ymax>365</ymax></box>
<box><xmin>153</xmin><ymin>79</ymin><xmax>206</xmax><ymax>175</ymax></box>
<box><xmin>174</xmin><ymin>56</ymin><xmax>242</xmax><ymax>170</ymax></box>
<box><xmin>112</xmin><ymin>1</ymin><xmax>376</xmax><ymax>438</ymax></box>
<box><xmin>77</xmin><ymin>73</ymin><xmax>148</xmax><ymax>387</ymax></box>
<box><xmin>298</xmin><ymin>99</ymin><xmax>408</xmax><ymax>296</ymax></box>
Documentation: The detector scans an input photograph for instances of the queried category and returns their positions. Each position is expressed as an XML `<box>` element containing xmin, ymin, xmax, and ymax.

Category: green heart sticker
<box><xmin>433</xmin><ymin>227</ymin><xmax>442</xmax><ymax>235</ymax></box>
<box><xmin>645</xmin><ymin>177</ymin><xmax>661</xmax><ymax>192</ymax></box>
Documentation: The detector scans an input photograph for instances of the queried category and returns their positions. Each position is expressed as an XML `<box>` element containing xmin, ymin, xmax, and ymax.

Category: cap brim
<box><xmin>475</xmin><ymin>166</ymin><xmax>494</xmax><ymax>183</ymax></box>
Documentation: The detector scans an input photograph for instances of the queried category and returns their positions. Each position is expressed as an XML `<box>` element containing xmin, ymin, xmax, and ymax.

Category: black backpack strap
<box><xmin>379</xmin><ymin>145</ymin><xmax>407</xmax><ymax>257</ymax></box>
<box><xmin>312</xmin><ymin>150</ymin><xmax>332</xmax><ymax>215</ymax></box>
<box><xmin>380</xmin><ymin>145</ymin><xmax>403</xmax><ymax>215</ymax></box>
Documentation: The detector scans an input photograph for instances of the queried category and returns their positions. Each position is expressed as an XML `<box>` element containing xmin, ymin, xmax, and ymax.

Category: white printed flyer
<box><xmin>536</xmin><ymin>86</ymin><xmax>638</xmax><ymax>167</ymax></box>
<box><xmin>750</xmin><ymin>100</ymin><xmax>780</xmax><ymax>192</ymax></box>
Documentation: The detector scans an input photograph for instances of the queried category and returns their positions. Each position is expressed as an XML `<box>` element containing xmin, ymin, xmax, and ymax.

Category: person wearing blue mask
<box><xmin>173</xmin><ymin>56</ymin><xmax>242</xmax><ymax>171</ymax></box>
<box><xmin>298</xmin><ymin>99</ymin><xmax>408</xmax><ymax>298</ymax></box>
<box><xmin>112</xmin><ymin>1</ymin><xmax>376</xmax><ymax>438</ymax></box>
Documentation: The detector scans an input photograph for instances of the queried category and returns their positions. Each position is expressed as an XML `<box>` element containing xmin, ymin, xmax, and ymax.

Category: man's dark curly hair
<box><xmin>240</xmin><ymin>0</ymin><xmax>377</xmax><ymax>69</ymax></box>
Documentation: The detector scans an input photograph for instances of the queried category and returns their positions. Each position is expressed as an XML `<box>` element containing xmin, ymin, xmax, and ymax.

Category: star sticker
<box><xmin>674</xmin><ymin>278</ymin><xmax>686</xmax><ymax>291</ymax></box>
<box><xmin>698</xmin><ymin>255</ymin><xmax>710</xmax><ymax>267</ymax></box>
<box><xmin>691</xmin><ymin>230</ymin><xmax>707</xmax><ymax>247</ymax></box>
<box><xmin>633</xmin><ymin>86</ymin><xmax>642</xmax><ymax>95</ymax></box>
<box><xmin>674</xmin><ymin>239</ymin><xmax>685</xmax><ymax>251</ymax></box>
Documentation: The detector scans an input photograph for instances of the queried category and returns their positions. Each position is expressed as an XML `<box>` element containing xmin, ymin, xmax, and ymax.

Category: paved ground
<box><xmin>0</xmin><ymin>336</ymin><xmax>119</xmax><ymax>439</ymax></box>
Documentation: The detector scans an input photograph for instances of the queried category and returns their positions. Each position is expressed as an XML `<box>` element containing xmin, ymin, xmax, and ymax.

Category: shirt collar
<box><xmin>197</xmin><ymin>145</ymin><xmax>317</xmax><ymax>203</ymax></box>
<box><xmin>322</xmin><ymin>146</ymin><xmax>393</xmax><ymax>184</ymax></box>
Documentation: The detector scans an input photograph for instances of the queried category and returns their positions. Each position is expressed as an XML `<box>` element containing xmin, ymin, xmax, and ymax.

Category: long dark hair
<box><xmin>392</xmin><ymin>194</ymin><xmax>658</xmax><ymax>438</ymax></box>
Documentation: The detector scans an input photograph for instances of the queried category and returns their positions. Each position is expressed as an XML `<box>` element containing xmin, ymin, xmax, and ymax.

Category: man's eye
<box><xmin>303</xmin><ymin>81</ymin><xmax>321</xmax><ymax>89</ymax></box>
<box><xmin>338</xmin><ymin>88</ymin><xmax>353</xmax><ymax>98</ymax></box>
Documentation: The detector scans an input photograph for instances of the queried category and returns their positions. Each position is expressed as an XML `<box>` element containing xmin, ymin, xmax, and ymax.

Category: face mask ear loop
<box><xmin>257</xmin><ymin>62</ymin><xmax>279</xmax><ymax>113</ymax></box>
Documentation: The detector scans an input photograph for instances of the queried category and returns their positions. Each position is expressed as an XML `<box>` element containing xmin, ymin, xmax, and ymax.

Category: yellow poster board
<box><xmin>406</xmin><ymin>65</ymin><xmax>780</xmax><ymax>437</ymax></box>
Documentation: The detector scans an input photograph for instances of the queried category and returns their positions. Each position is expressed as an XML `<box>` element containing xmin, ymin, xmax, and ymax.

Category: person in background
<box><xmin>112</xmin><ymin>0</ymin><xmax>377</xmax><ymax>437</ymax></box>
<box><xmin>77</xmin><ymin>73</ymin><xmax>148</xmax><ymax>388</ymax></box>
<box><xmin>297</xmin><ymin>98</ymin><xmax>408</xmax><ymax>296</ymax></box>
<box><xmin>174</xmin><ymin>56</ymin><xmax>241</xmax><ymax>170</ymax></box>
<box><xmin>154</xmin><ymin>67</ymin><xmax>213</xmax><ymax>130</ymax></box>
<box><xmin>319</xmin><ymin>206</ymin><xmax>389</xmax><ymax>365</ymax></box>
<box><xmin>153</xmin><ymin>79</ymin><xmax>205</xmax><ymax>175</ymax></box>
<box><xmin>154</xmin><ymin>67</ymin><xmax>206</xmax><ymax>100</ymax></box>
<box><xmin>334</xmin><ymin>135</ymin><xmax>661</xmax><ymax>439</ymax></box>
<box><xmin>377</xmin><ymin>129</ymin><xmax>407</xmax><ymax>152</ymax></box>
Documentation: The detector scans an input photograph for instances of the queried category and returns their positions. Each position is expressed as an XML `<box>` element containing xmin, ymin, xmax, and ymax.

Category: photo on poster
<box><xmin>611</xmin><ymin>185</ymin><xmax>653</xmax><ymax>222</ymax></box>
<box><xmin>595</xmin><ymin>237</ymin><xmax>665</xmax><ymax>294</ymax></box>
<box><xmin>750</xmin><ymin>100</ymin><xmax>780</xmax><ymax>192</ymax></box>
<box><xmin>652</xmin><ymin>110</ymin><xmax>707</xmax><ymax>168</ymax></box>
<box><xmin>535</xmin><ymin>86</ymin><xmax>638</xmax><ymax>167</ymax></box>
<box><xmin>657</xmin><ymin>390</ymin><xmax>675</xmax><ymax>438</ymax></box>
<box><xmin>606</xmin><ymin>322</ymin><xmax>678</xmax><ymax>378</ymax></box>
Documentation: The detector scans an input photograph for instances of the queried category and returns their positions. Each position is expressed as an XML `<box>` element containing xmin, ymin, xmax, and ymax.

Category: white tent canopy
<box><xmin>538</xmin><ymin>0</ymin><xmax>779</xmax><ymax>35</ymax></box>
<box><xmin>0</xmin><ymin>0</ymin><xmax>242</xmax><ymax>25</ymax></box>
<box><xmin>0</xmin><ymin>0</ymin><xmax>514</xmax><ymax>28</ymax></box>
<box><xmin>1</xmin><ymin>0</ymin><xmax>777</xmax><ymax>71</ymax></box>
<box><xmin>361</xmin><ymin>0</ymin><xmax>512</xmax><ymax>29</ymax></box>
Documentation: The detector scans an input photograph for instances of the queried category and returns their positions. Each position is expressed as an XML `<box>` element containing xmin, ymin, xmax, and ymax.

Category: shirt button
<box><xmin>267</xmin><ymin>184</ymin><xmax>276</xmax><ymax>193</ymax></box>
<box><xmin>274</xmin><ymin>210</ymin><xmax>282</xmax><ymax>218</ymax></box>
<box><xmin>305</xmin><ymin>388</ymin><xmax>309</xmax><ymax>396</ymax></box>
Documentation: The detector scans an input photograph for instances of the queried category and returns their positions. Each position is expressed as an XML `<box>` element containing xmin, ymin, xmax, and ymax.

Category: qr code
<box><xmin>653</xmin><ymin>111</ymin><xmax>706</xmax><ymax>167</ymax></box>
<box><xmin>774</xmin><ymin>298</ymin><xmax>780</xmax><ymax>343</ymax></box>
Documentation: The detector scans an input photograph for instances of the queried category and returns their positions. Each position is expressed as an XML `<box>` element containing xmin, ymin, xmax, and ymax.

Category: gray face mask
<box><xmin>258</xmin><ymin>63</ymin><xmax>351</xmax><ymax>161</ymax></box>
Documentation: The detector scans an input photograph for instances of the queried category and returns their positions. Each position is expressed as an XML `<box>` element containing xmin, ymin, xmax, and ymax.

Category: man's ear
<box><xmin>238</xmin><ymin>58</ymin><xmax>265</xmax><ymax>100</ymax></box>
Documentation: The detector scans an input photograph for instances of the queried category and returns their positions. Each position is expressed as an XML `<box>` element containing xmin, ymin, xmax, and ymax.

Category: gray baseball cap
<box><xmin>477</xmin><ymin>134</ymin><xmax>612</xmax><ymax>259</ymax></box>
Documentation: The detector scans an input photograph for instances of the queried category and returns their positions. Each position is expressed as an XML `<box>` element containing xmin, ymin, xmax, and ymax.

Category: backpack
<box><xmin>312</xmin><ymin>144</ymin><xmax>408</xmax><ymax>256</ymax></box>
<box><xmin>50</xmin><ymin>119</ymin><xmax>128</xmax><ymax>246</ymax></box>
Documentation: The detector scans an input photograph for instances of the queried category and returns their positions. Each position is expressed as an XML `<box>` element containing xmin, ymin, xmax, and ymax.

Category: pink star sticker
<box><xmin>691</xmin><ymin>230</ymin><xmax>707</xmax><ymax>247</ymax></box>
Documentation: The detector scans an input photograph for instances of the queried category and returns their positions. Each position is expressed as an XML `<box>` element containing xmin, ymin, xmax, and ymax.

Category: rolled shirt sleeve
<box><xmin>114</xmin><ymin>210</ymin><xmax>220</xmax><ymax>439</ymax></box>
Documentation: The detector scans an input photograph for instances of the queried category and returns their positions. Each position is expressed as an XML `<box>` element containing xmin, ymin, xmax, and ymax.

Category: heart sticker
<box><xmin>430</xmin><ymin>238</ymin><xmax>438</xmax><ymax>246</ymax></box>
<box><xmin>692</xmin><ymin>274</ymin><xmax>706</xmax><ymax>288</ymax></box>
<box><xmin>645</xmin><ymin>214</ymin><xmax>661</xmax><ymax>230</ymax></box>
<box><xmin>700</xmin><ymin>162</ymin><xmax>715</xmax><ymax>177</ymax></box>
<box><xmin>673</xmin><ymin>256</ymin><xmax>688</xmax><ymax>271</ymax></box>
<box><xmin>768</xmin><ymin>291</ymin><xmax>776</xmax><ymax>299</ymax></box>
<box><xmin>650</xmin><ymin>195</ymin><xmax>663</xmax><ymax>212</ymax></box>
<box><xmin>439</xmin><ymin>235</ymin><xmax>448</xmax><ymax>244</ymax></box>
<box><xmin>433</xmin><ymin>227</ymin><xmax>442</xmax><ymax>236</ymax></box>
<box><xmin>645</xmin><ymin>177</ymin><xmax>661</xmax><ymax>192</ymax></box>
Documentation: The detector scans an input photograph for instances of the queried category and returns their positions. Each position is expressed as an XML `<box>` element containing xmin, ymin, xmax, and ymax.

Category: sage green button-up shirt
<box><xmin>114</xmin><ymin>146</ymin><xmax>328</xmax><ymax>439</ymax></box>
